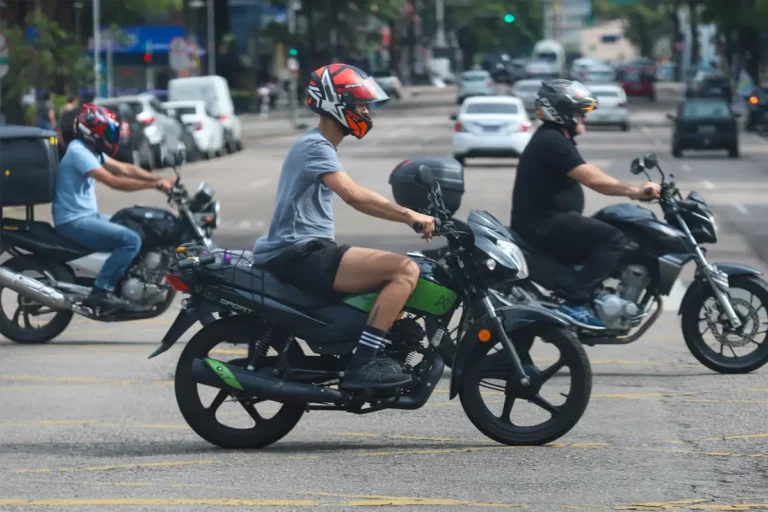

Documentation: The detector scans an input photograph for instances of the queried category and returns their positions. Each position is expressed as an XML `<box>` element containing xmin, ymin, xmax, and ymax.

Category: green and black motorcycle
<box><xmin>151</xmin><ymin>166</ymin><xmax>592</xmax><ymax>449</ymax></box>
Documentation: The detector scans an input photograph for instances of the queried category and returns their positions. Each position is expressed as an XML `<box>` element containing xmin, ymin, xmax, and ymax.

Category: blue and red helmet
<box><xmin>75</xmin><ymin>103</ymin><xmax>120</xmax><ymax>156</ymax></box>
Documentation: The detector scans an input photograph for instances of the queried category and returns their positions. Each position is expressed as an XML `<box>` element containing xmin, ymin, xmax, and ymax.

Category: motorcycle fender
<box><xmin>677</xmin><ymin>262</ymin><xmax>763</xmax><ymax>316</ymax></box>
<box><xmin>148</xmin><ymin>300</ymin><xmax>219</xmax><ymax>359</ymax></box>
<box><xmin>448</xmin><ymin>305</ymin><xmax>569</xmax><ymax>400</ymax></box>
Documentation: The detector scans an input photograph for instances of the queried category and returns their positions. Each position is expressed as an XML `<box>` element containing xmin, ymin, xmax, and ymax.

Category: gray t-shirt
<box><xmin>252</xmin><ymin>128</ymin><xmax>343</xmax><ymax>263</ymax></box>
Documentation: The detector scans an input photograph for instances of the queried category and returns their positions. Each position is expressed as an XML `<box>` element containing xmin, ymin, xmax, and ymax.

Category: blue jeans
<box><xmin>55</xmin><ymin>214</ymin><xmax>142</xmax><ymax>292</ymax></box>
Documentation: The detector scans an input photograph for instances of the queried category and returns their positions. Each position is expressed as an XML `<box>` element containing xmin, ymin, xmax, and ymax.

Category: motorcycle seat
<box><xmin>0</xmin><ymin>219</ymin><xmax>92</xmax><ymax>261</ymax></box>
<box><xmin>203</xmin><ymin>250</ymin><xmax>337</xmax><ymax>310</ymax></box>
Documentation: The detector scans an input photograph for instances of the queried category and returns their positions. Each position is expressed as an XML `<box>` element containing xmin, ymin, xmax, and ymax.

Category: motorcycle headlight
<box><xmin>496</xmin><ymin>239</ymin><xmax>529</xmax><ymax>279</ymax></box>
<box><xmin>189</xmin><ymin>182</ymin><xmax>215</xmax><ymax>212</ymax></box>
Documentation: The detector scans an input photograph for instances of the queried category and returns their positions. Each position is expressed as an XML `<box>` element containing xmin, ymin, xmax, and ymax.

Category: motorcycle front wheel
<box><xmin>459</xmin><ymin>324</ymin><xmax>591</xmax><ymax>446</ymax></box>
<box><xmin>682</xmin><ymin>275</ymin><xmax>768</xmax><ymax>374</ymax></box>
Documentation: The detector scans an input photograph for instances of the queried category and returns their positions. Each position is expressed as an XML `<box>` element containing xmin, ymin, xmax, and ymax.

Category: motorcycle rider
<box><xmin>510</xmin><ymin>79</ymin><xmax>661</xmax><ymax>328</ymax></box>
<box><xmin>53</xmin><ymin>104</ymin><xmax>174</xmax><ymax>312</ymax></box>
<box><xmin>252</xmin><ymin>64</ymin><xmax>435</xmax><ymax>390</ymax></box>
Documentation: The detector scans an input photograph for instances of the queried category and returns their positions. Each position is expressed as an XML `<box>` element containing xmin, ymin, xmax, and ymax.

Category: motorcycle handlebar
<box><xmin>177</xmin><ymin>253</ymin><xmax>216</xmax><ymax>270</ymax></box>
<box><xmin>412</xmin><ymin>217</ymin><xmax>442</xmax><ymax>235</ymax></box>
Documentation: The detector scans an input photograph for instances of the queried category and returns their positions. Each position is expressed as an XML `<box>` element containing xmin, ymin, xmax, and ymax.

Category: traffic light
<box><xmin>503</xmin><ymin>13</ymin><xmax>515</xmax><ymax>23</ymax></box>
<box><xmin>288</xmin><ymin>47</ymin><xmax>298</xmax><ymax>57</ymax></box>
<box><xmin>143</xmin><ymin>53</ymin><xmax>152</xmax><ymax>63</ymax></box>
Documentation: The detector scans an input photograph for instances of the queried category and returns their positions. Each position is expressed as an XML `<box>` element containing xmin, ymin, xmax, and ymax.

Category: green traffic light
<box><xmin>504</xmin><ymin>13</ymin><xmax>515</xmax><ymax>23</ymax></box>
<box><xmin>288</xmin><ymin>48</ymin><xmax>298</xmax><ymax>57</ymax></box>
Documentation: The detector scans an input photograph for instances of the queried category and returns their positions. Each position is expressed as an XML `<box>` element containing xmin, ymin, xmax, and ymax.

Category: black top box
<box><xmin>0</xmin><ymin>125</ymin><xmax>60</xmax><ymax>207</ymax></box>
<box><xmin>389</xmin><ymin>157</ymin><xmax>465</xmax><ymax>216</ymax></box>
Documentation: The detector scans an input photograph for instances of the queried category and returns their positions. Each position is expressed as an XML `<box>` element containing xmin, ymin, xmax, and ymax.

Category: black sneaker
<box><xmin>341</xmin><ymin>359</ymin><xmax>413</xmax><ymax>390</ymax></box>
<box><xmin>88</xmin><ymin>287</ymin><xmax>132</xmax><ymax>312</ymax></box>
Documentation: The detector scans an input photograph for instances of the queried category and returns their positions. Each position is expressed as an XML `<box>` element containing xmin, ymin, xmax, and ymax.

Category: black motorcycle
<box><xmin>151</xmin><ymin>165</ymin><xmax>592</xmax><ymax>449</ymax></box>
<box><xmin>428</xmin><ymin>153</ymin><xmax>768</xmax><ymax>374</ymax></box>
<box><xmin>0</xmin><ymin>149</ymin><xmax>221</xmax><ymax>344</ymax></box>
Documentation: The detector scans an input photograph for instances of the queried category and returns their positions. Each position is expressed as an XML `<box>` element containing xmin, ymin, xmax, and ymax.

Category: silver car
<box><xmin>457</xmin><ymin>70</ymin><xmax>496</xmax><ymax>104</ymax></box>
<box><xmin>512</xmin><ymin>79</ymin><xmax>543</xmax><ymax>113</ymax></box>
<box><xmin>584</xmin><ymin>83</ymin><xmax>630</xmax><ymax>131</ymax></box>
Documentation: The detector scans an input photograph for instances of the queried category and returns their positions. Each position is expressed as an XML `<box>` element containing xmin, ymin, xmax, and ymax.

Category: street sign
<box><xmin>0</xmin><ymin>32</ymin><xmax>9</xmax><ymax>79</ymax></box>
<box><xmin>169</xmin><ymin>36</ymin><xmax>189</xmax><ymax>72</ymax></box>
<box><xmin>287</xmin><ymin>57</ymin><xmax>299</xmax><ymax>71</ymax></box>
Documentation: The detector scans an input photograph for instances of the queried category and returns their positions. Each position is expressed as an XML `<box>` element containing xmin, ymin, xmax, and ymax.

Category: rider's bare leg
<box><xmin>333</xmin><ymin>247</ymin><xmax>419</xmax><ymax>388</ymax></box>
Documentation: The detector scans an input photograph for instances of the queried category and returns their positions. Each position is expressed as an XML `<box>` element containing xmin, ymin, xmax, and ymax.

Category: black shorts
<box><xmin>264</xmin><ymin>238</ymin><xmax>351</xmax><ymax>297</ymax></box>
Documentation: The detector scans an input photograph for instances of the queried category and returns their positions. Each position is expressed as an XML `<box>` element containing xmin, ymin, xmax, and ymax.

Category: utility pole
<box><xmin>93</xmin><ymin>0</ymin><xmax>101</xmax><ymax>99</ymax></box>
<box><xmin>206</xmin><ymin>0</ymin><xmax>215</xmax><ymax>75</ymax></box>
<box><xmin>288</xmin><ymin>1</ymin><xmax>299</xmax><ymax>129</ymax></box>
<box><xmin>106</xmin><ymin>35</ymin><xmax>114</xmax><ymax>97</ymax></box>
<box><xmin>435</xmin><ymin>0</ymin><xmax>446</xmax><ymax>48</ymax></box>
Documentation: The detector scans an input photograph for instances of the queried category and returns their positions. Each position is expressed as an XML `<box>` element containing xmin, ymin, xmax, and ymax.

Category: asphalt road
<box><xmin>2</xmin><ymin>87</ymin><xmax>768</xmax><ymax>511</ymax></box>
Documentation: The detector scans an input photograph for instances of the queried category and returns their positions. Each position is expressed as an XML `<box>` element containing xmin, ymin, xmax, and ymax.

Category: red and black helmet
<box><xmin>306</xmin><ymin>64</ymin><xmax>389</xmax><ymax>139</ymax></box>
<box><xmin>74</xmin><ymin>104</ymin><xmax>120</xmax><ymax>157</ymax></box>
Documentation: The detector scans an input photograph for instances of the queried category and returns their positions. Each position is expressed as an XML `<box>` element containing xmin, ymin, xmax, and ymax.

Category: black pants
<box><xmin>514</xmin><ymin>212</ymin><xmax>625</xmax><ymax>303</ymax></box>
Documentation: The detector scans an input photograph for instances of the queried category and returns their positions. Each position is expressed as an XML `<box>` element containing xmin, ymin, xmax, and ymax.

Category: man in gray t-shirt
<box><xmin>255</xmin><ymin>64</ymin><xmax>435</xmax><ymax>391</ymax></box>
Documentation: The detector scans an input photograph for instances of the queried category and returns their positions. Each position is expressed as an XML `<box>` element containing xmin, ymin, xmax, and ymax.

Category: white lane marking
<box><xmin>640</xmin><ymin>126</ymin><xmax>652</xmax><ymax>136</ymax></box>
<box><xmin>249</xmin><ymin>179</ymin><xmax>271</xmax><ymax>189</ymax></box>
<box><xmin>734</xmin><ymin>203</ymin><xmax>749</xmax><ymax>215</ymax></box>
<box><xmin>701</xmin><ymin>180</ymin><xmax>715</xmax><ymax>190</ymax></box>
<box><xmin>237</xmin><ymin>220</ymin><xmax>252</xmax><ymax>229</ymax></box>
<box><xmin>681</xmin><ymin>163</ymin><xmax>691</xmax><ymax>173</ymax></box>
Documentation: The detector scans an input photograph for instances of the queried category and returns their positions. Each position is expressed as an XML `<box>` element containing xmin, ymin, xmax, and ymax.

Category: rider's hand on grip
<box><xmin>634</xmin><ymin>182</ymin><xmax>661</xmax><ymax>201</ymax></box>
<box><xmin>408</xmin><ymin>212</ymin><xmax>435</xmax><ymax>241</ymax></box>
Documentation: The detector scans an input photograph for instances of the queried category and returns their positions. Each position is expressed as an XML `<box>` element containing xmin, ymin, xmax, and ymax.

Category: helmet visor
<box><xmin>103</xmin><ymin>119</ymin><xmax>120</xmax><ymax>145</ymax></box>
<box><xmin>346</xmin><ymin>77</ymin><xmax>390</xmax><ymax>104</ymax></box>
<box><xmin>566</xmin><ymin>81</ymin><xmax>598</xmax><ymax>113</ymax></box>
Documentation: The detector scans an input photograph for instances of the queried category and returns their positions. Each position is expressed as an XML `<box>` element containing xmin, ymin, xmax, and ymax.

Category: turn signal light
<box><xmin>454</xmin><ymin>121</ymin><xmax>465</xmax><ymax>132</ymax></box>
<box><xmin>749</xmin><ymin>96</ymin><xmax>759</xmax><ymax>105</ymax></box>
<box><xmin>619</xmin><ymin>102</ymin><xmax>628</xmax><ymax>108</ymax></box>
<box><xmin>521</xmin><ymin>121</ymin><xmax>531</xmax><ymax>132</ymax></box>
<box><xmin>478</xmin><ymin>329</ymin><xmax>492</xmax><ymax>342</ymax></box>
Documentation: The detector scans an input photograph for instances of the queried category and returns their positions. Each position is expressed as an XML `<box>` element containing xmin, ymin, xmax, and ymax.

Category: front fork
<box><xmin>480</xmin><ymin>294</ymin><xmax>531</xmax><ymax>388</ymax></box>
<box><xmin>677</xmin><ymin>214</ymin><xmax>742</xmax><ymax>329</ymax></box>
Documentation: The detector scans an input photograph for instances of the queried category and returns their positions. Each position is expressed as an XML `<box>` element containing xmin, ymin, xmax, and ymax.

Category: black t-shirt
<box><xmin>510</xmin><ymin>123</ymin><xmax>586</xmax><ymax>228</ymax></box>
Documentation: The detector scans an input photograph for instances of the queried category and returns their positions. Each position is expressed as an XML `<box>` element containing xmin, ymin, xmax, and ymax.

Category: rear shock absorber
<box><xmin>247</xmin><ymin>326</ymin><xmax>273</xmax><ymax>371</ymax></box>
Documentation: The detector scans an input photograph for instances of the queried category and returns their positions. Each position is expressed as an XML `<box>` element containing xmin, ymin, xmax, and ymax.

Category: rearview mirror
<box><xmin>643</xmin><ymin>153</ymin><xmax>658</xmax><ymax>170</ymax></box>
<box><xmin>449</xmin><ymin>113</ymin><xmax>457</xmax><ymax>121</ymax></box>
<box><xmin>171</xmin><ymin>145</ymin><xmax>186</xmax><ymax>168</ymax></box>
<box><xmin>630</xmin><ymin>157</ymin><xmax>644</xmax><ymax>175</ymax></box>
<box><xmin>415</xmin><ymin>165</ymin><xmax>436</xmax><ymax>190</ymax></box>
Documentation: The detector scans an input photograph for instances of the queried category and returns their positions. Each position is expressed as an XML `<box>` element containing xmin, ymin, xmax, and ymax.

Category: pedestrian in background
<box><xmin>37</xmin><ymin>92</ymin><xmax>57</xmax><ymax>131</ymax></box>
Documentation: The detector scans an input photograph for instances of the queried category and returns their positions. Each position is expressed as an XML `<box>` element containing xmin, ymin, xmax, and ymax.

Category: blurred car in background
<box><xmin>570</xmin><ymin>58</ymin><xmax>603</xmax><ymax>81</ymax></box>
<box><xmin>163</xmin><ymin>100</ymin><xmax>225</xmax><ymax>160</ymax></box>
<box><xmin>451</xmin><ymin>96</ymin><xmax>532</xmax><ymax>166</ymax></box>
<box><xmin>457</xmin><ymin>69</ymin><xmax>496</xmax><ymax>104</ymax></box>
<box><xmin>371</xmin><ymin>70</ymin><xmax>404</xmax><ymax>100</ymax></box>
<box><xmin>523</xmin><ymin>60</ymin><xmax>560</xmax><ymax>80</ymax></box>
<box><xmin>584</xmin><ymin>83</ymin><xmax>629</xmax><ymax>131</ymax></box>
<box><xmin>95</xmin><ymin>94</ymin><xmax>184</xmax><ymax>169</ymax></box>
<box><xmin>745</xmin><ymin>87</ymin><xmax>768</xmax><ymax>131</ymax></box>
<box><xmin>617</xmin><ymin>63</ymin><xmax>656</xmax><ymax>101</ymax></box>
<box><xmin>668</xmin><ymin>97</ymin><xmax>740</xmax><ymax>158</ymax></box>
<box><xmin>508</xmin><ymin>58</ymin><xmax>529</xmax><ymax>83</ymax></box>
<box><xmin>582</xmin><ymin>63</ymin><xmax>616</xmax><ymax>84</ymax></box>
<box><xmin>511</xmin><ymin>79</ymin><xmax>543</xmax><ymax>114</ymax></box>
<box><xmin>685</xmin><ymin>69</ymin><xmax>732</xmax><ymax>101</ymax></box>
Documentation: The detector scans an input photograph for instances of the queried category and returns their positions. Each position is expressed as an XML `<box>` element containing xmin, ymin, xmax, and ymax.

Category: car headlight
<box><xmin>496</xmin><ymin>239</ymin><xmax>529</xmax><ymax>279</ymax></box>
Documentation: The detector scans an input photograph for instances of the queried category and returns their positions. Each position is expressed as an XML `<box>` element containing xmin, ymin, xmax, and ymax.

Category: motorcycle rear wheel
<box><xmin>459</xmin><ymin>324</ymin><xmax>591</xmax><ymax>446</ymax></box>
<box><xmin>175</xmin><ymin>316</ymin><xmax>306</xmax><ymax>449</ymax></box>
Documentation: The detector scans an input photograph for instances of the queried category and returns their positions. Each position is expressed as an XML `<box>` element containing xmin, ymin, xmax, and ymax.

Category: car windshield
<box><xmin>702</xmin><ymin>75</ymin><xmax>727</xmax><ymax>86</ymax></box>
<box><xmin>465</xmin><ymin>103</ymin><xmax>519</xmax><ymax>114</ymax></box>
<box><xmin>536</xmin><ymin>52</ymin><xmax>557</xmax><ymax>62</ymax></box>
<box><xmin>683</xmin><ymin>100</ymin><xmax>731</xmax><ymax>118</ymax></box>
<box><xmin>171</xmin><ymin>106</ymin><xmax>198</xmax><ymax>116</ymax></box>
<box><xmin>100</xmin><ymin>101</ymin><xmax>143</xmax><ymax>117</ymax></box>
<box><xmin>462</xmin><ymin>73</ymin><xmax>489</xmax><ymax>82</ymax></box>
<box><xmin>592</xmin><ymin>90</ymin><xmax>621</xmax><ymax>98</ymax></box>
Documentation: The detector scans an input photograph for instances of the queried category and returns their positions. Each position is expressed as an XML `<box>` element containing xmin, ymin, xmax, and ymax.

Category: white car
<box><xmin>163</xmin><ymin>100</ymin><xmax>226</xmax><ymax>159</ymax></box>
<box><xmin>584</xmin><ymin>83</ymin><xmax>630</xmax><ymax>131</ymax></box>
<box><xmin>452</xmin><ymin>96</ymin><xmax>532</xmax><ymax>165</ymax></box>
<box><xmin>582</xmin><ymin>64</ymin><xmax>616</xmax><ymax>84</ymax></box>
<box><xmin>457</xmin><ymin>70</ymin><xmax>495</xmax><ymax>104</ymax></box>
<box><xmin>372</xmin><ymin>70</ymin><xmax>404</xmax><ymax>99</ymax></box>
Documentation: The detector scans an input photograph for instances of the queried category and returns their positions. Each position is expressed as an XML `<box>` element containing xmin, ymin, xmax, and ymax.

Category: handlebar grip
<box><xmin>177</xmin><ymin>253</ymin><xmax>216</xmax><ymax>270</ymax></box>
<box><xmin>413</xmin><ymin>223</ymin><xmax>423</xmax><ymax>233</ymax></box>
<box><xmin>198</xmin><ymin>254</ymin><xmax>216</xmax><ymax>265</ymax></box>
<box><xmin>177</xmin><ymin>258</ymin><xmax>196</xmax><ymax>270</ymax></box>
<box><xmin>644</xmin><ymin>187</ymin><xmax>653</xmax><ymax>195</ymax></box>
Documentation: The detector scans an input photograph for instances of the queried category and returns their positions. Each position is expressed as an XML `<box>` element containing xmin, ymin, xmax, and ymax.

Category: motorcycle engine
<box><xmin>594</xmin><ymin>265</ymin><xmax>650</xmax><ymax>330</ymax></box>
<box><xmin>120</xmin><ymin>251</ymin><xmax>170</xmax><ymax>305</ymax></box>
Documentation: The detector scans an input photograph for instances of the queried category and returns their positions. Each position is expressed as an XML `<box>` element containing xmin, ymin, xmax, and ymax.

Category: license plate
<box><xmin>484</xmin><ymin>126</ymin><xmax>500</xmax><ymax>132</ymax></box>
<box><xmin>698</xmin><ymin>125</ymin><xmax>716</xmax><ymax>134</ymax></box>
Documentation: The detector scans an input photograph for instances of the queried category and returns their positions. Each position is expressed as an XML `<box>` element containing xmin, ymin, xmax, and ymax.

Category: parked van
<box><xmin>168</xmin><ymin>76</ymin><xmax>243</xmax><ymax>152</ymax></box>
<box><xmin>532</xmin><ymin>40</ymin><xmax>566</xmax><ymax>78</ymax></box>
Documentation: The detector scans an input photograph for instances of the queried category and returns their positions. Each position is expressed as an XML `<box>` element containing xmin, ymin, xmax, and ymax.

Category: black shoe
<box><xmin>88</xmin><ymin>287</ymin><xmax>131</xmax><ymax>312</ymax></box>
<box><xmin>341</xmin><ymin>358</ymin><xmax>413</xmax><ymax>390</ymax></box>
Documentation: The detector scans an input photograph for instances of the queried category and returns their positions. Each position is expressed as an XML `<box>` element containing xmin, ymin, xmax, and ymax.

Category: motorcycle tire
<box><xmin>0</xmin><ymin>259</ymin><xmax>74</xmax><ymax>344</ymax></box>
<box><xmin>459</xmin><ymin>324</ymin><xmax>591</xmax><ymax>446</ymax></box>
<box><xmin>682</xmin><ymin>275</ymin><xmax>768</xmax><ymax>374</ymax></box>
<box><xmin>175</xmin><ymin>316</ymin><xmax>306</xmax><ymax>449</ymax></box>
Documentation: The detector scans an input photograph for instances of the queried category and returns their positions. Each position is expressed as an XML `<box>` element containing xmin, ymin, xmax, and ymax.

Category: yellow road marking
<box><xmin>15</xmin><ymin>460</ymin><xmax>216</xmax><ymax>474</ymax></box>
<box><xmin>302</xmin><ymin>492</ymin><xmax>524</xmax><ymax>508</ymax></box>
<box><xmin>0</xmin><ymin>499</ymin><xmax>316</xmax><ymax>507</ymax></box>
<box><xmin>699</xmin><ymin>433</ymin><xmax>768</xmax><ymax>442</ymax></box>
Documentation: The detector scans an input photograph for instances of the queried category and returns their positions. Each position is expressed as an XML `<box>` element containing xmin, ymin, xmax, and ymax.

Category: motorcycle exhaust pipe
<box><xmin>0</xmin><ymin>265</ymin><xmax>75</xmax><ymax>312</ymax></box>
<box><xmin>191</xmin><ymin>358</ymin><xmax>349</xmax><ymax>405</ymax></box>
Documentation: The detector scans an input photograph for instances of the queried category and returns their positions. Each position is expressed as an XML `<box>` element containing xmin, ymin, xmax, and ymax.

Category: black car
<box><xmin>668</xmin><ymin>98</ymin><xmax>740</xmax><ymax>158</ymax></box>
<box><xmin>745</xmin><ymin>87</ymin><xmax>768</xmax><ymax>131</ymax></box>
<box><xmin>686</xmin><ymin>70</ymin><xmax>732</xmax><ymax>101</ymax></box>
